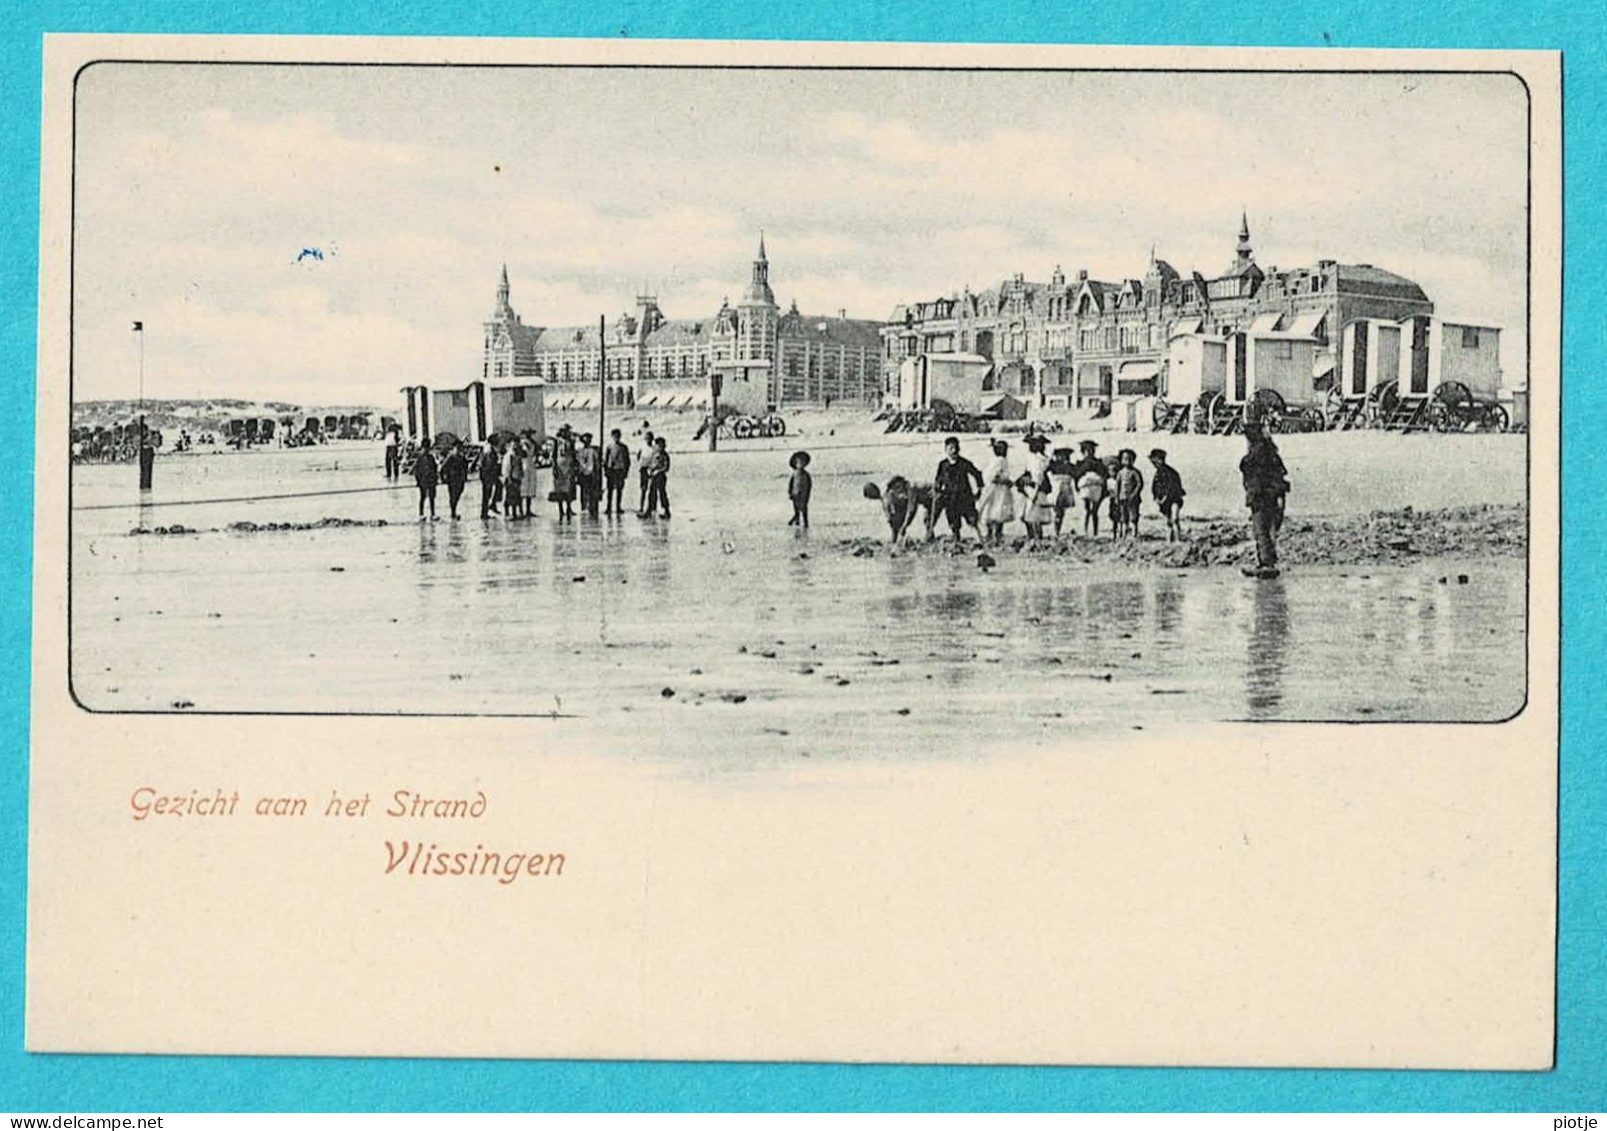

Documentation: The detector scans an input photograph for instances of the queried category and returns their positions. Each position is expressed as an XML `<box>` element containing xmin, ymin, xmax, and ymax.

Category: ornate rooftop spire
<box><xmin>742</xmin><ymin>231</ymin><xmax>776</xmax><ymax>307</ymax></box>
<box><xmin>492</xmin><ymin>263</ymin><xmax>513</xmax><ymax>319</ymax></box>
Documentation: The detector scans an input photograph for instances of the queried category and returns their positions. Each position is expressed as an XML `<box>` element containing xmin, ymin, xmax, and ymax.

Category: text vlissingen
<box><xmin>127</xmin><ymin>786</ymin><xmax>566</xmax><ymax>884</ymax></box>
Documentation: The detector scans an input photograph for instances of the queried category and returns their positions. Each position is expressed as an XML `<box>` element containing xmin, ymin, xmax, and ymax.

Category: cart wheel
<box><xmin>771</xmin><ymin>415</ymin><xmax>787</xmax><ymax>438</ymax></box>
<box><xmin>1487</xmin><ymin>405</ymin><xmax>1510</xmax><ymax>433</ymax></box>
<box><xmin>1321</xmin><ymin>388</ymin><xmax>1342</xmax><ymax>429</ymax></box>
<box><xmin>733</xmin><ymin>417</ymin><xmax>754</xmax><ymax>440</ymax></box>
<box><xmin>1151</xmin><ymin>398</ymin><xmax>1172</xmax><ymax>431</ymax></box>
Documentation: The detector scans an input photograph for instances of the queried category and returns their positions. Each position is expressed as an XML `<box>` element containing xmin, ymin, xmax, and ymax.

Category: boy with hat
<box><xmin>1112</xmin><ymin>448</ymin><xmax>1144</xmax><ymax>539</ymax></box>
<box><xmin>1148</xmin><ymin>448</ymin><xmax>1186</xmax><ymax>542</ymax></box>
<box><xmin>787</xmin><ymin>450</ymin><xmax>813</xmax><ymax>528</ymax></box>
<box><xmin>932</xmin><ymin>436</ymin><xmax>984</xmax><ymax>543</ymax></box>
<box><xmin>1071</xmin><ymin>439</ymin><xmax>1107</xmax><ymax>538</ymax></box>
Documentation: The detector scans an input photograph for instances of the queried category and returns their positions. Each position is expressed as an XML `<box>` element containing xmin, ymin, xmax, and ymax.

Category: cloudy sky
<box><xmin>71</xmin><ymin>63</ymin><xmax>1529</xmax><ymax>404</ymax></box>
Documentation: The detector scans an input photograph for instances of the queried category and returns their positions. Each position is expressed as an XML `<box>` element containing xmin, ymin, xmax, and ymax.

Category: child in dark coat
<box><xmin>1148</xmin><ymin>448</ymin><xmax>1186</xmax><ymax>542</ymax></box>
<box><xmin>787</xmin><ymin>451</ymin><xmax>813</xmax><ymax>528</ymax></box>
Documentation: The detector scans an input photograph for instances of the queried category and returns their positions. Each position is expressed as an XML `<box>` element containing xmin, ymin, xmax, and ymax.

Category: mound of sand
<box><xmin>838</xmin><ymin>504</ymin><xmax>1525</xmax><ymax>569</ymax></box>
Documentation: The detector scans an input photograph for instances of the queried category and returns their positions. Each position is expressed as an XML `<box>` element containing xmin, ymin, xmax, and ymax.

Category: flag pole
<box><xmin>598</xmin><ymin>315</ymin><xmax>607</xmax><ymax>455</ymax></box>
<box><xmin>134</xmin><ymin>321</ymin><xmax>153</xmax><ymax>490</ymax></box>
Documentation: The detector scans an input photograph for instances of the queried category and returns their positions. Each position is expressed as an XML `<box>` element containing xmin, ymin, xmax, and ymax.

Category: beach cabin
<box><xmin>485</xmin><ymin>381</ymin><xmax>547</xmax><ymax>439</ymax></box>
<box><xmin>1164</xmin><ymin>326</ymin><xmax>1317</xmax><ymax>430</ymax></box>
<box><xmin>1423</xmin><ymin>320</ymin><xmax>1502</xmax><ymax>400</ymax></box>
<box><xmin>897</xmin><ymin>353</ymin><xmax>994</xmax><ymax>413</ymax></box>
<box><xmin>1339</xmin><ymin>317</ymin><xmax>1406</xmax><ymax>400</ymax></box>
<box><xmin>1163</xmin><ymin>331</ymin><xmax>1228</xmax><ymax>405</ymax></box>
<box><xmin>711</xmin><ymin>359</ymin><xmax>773</xmax><ymax>417</ymax></box>
<box><xmin>427</xmin><ymin>381</ymin><xmax>548</xmax><ymax>445</ymax></box>
<box><xmin>400</xmin><ymin>385</ymin><xmax>432</xmax><ymax>444</ymax></box>
<box><xmin>1337</xmin><ymin>316</ymin><xmax>1502</xmax><ymax>428</ymax></box>
<box><xmin>429</xmin><ymin>385</ymin><xmax>477</xmax><ymax>443</ymax></box>
<box><xmin>1242</xmin><ymin>331</ymin><xmax>1319</xmax><ymax>407</ymax></box>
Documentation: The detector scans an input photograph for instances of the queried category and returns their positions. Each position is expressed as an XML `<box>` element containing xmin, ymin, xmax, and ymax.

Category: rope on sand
<box><xmin>74</xmin><ymin>484</ymin><xmax>405</xmax><ymax>512</ymax></box>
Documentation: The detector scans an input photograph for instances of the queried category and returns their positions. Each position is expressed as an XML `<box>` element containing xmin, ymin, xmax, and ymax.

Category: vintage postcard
<box><xmin>29</xmin><ymin>35</ymin><xmax>1560</xmax><ymax>1066</ymax></box>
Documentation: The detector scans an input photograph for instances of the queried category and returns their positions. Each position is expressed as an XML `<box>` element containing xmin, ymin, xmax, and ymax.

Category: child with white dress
<box><xmin>1016</xmin><ymin>433</ymin><xmax>1054</xmax><ymax>542</ymax></box>
<box><xmin>978</xmin><ymin>439</ymin><xmax>1017</xmax><ymax>546</ymax></box>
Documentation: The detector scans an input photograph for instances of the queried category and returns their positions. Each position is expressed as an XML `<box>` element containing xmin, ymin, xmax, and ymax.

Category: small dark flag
<box><xmin>131</xmin><ymin>321</ymin><xmax>143</xmax><ymax>332</ymax></box>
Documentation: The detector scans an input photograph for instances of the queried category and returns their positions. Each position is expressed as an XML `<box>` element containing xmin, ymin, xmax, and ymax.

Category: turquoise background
<box><xmin>2</xmin><ymin>1</ymin><xmax>1601</xmax><ymax>1113</ymax></box>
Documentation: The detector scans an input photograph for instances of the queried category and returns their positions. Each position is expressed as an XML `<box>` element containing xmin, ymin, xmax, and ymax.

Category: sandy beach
<box><xmin>68</xmin><ymin>415</ymin><xmax>1531</xmax><ymax>761</ymax></box>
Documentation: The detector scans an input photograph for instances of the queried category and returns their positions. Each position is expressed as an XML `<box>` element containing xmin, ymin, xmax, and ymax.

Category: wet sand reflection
<box><xmin>1244</xmin><ymin>578</ymin><xmax>1290</xmax><ymax>719</ymax></box>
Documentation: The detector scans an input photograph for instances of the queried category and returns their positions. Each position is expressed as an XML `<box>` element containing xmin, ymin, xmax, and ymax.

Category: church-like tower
<box><xmin>483</xmin><ymin>263</ymin><xmax>539</xmax><ymax>380</ymax></box>
<box><xmin>736</xmin><ymin>233</ymin><xmax>778</xmax><ymax>364</ymax></box>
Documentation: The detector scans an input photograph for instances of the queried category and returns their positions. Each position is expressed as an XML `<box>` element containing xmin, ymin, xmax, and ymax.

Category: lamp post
<box><xmin>597</xmin><ymin>315</ymin><xmax>607</xmax><ymax>452</ymax></box>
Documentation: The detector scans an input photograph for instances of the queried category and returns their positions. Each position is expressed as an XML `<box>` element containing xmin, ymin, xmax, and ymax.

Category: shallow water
<box><xmin>69</xmin><ymin>444</ymin><xmax>1528</xmax><ymax>762</ymax></box>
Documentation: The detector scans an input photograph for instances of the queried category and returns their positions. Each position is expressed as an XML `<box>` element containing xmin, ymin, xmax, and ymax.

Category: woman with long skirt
<box><xmin>1017</xmin><ymin>433</ymin><xmax>1054</xmax><ymax>542</ymax></box>
<box><xmin>550</xmin><ymin>425</ymin><xmax>577</xmax><ymax>520</ymax></box>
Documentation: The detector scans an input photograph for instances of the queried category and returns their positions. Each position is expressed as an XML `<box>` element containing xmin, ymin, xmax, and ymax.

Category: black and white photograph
<box><xmin>64</xmin><ymin>55</ymin><xmax>1535</xmax><ymax>746</ymax></box>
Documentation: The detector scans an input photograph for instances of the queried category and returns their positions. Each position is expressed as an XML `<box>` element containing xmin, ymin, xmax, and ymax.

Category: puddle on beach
<box><xmin>70</xmin><ymin>446</ymin><xmax>1528</xmax><ymax>766</ymax></box>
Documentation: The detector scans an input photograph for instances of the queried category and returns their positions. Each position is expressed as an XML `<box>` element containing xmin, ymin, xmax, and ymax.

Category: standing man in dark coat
<box><xmin>644</xmin><ymin>436</ymin><xmax>672</xmax><ymax>518</ymax></box>
<box><xmin>575</xmin><ymin>433</ymin><xmax>601</xmax><ymax>517</ymax></box>
<box><xmin>602</xmin><ymin>428</ymin><xmax>631</xmax><ymax>516</ymax></box>
<box><xmin>412</xmin><ymin>436</ymin><xmax>439</xmax><ymax>521</ymax></box>
<box><xmin>479</xmin><ymin>438</ymin><xmax>502</xmax><ymax>519</ymax></box>
<box><xmin>440</xmin><ymin>441</ymin><xmax>470</xmax><ymax>521</ymax></box>
<box><xmin>1239</xmin><ymin>422</ymin><xmax>1290</xmax><ymax>578</ymax></box>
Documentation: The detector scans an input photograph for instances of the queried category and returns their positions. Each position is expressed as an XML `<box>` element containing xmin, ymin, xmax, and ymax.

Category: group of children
<box><xmin>960</xmin><ymin>434</ymin><xmax>1187</xmax><ymax>545</ymax></box>
<box><xmin>1048</xmin><ymin>438</ymin><xmax>1187</xmax><ymax>542</ymax></box>
<box><xmin>851</xmin><ymin>433</ymin><xmax>1190</xmax><ymax>546</ymax></box>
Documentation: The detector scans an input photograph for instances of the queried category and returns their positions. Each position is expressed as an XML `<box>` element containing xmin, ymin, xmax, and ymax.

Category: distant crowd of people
<box><xmin>391</xmin><ymin>422</ymin><xmax>674</xmax><ymax>523</ymax></box>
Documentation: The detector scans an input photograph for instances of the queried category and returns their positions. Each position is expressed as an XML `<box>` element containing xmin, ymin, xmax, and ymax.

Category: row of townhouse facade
<box><xmin>880</xmin><ymin>215</ymin><xmax>1449</xmax><ymax>410</ymax></box>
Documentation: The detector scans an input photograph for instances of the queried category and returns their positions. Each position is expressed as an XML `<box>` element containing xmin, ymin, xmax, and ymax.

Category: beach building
<box><xmin>1339</xmin><ymin>316</ymin><xmax>1502</xmax><ymax>401</ymax></box>
<box><xmin>479</xmin><ymin>238</ymin><xmax>883</xmax><ymax>415</ymax></box>
<box><xmin>881</xmin><ymin>215</ymin><xmax>1447</xmax><ymax>413</ymax></box>
<box><xmin>895</xmin><ymin>353</ymin><xmax>996</xmax><ymax>413</ymax></box>
<box><xmin>400</xmin><ymin>385</ymin><xmax>432</xmax><ymax>444</ymax></box>
<box><xmin>401</xmin><ymin>380</ymin><xmax>546</xmax><ymax>444</ymax></box>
